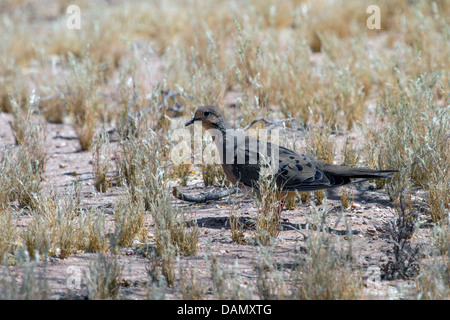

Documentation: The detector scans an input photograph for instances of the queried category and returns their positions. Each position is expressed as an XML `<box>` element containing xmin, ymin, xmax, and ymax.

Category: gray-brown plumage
<box><xmin>185</xmin><ymin>106</ymin><xmax>397</xmax><ymax>200</ymax></box>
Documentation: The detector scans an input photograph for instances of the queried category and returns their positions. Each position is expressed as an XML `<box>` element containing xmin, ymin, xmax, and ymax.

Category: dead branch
<box><xmin>172</xmin><ymin>186</ymin><xmax>240</xmax><ymax>203</ymax></box>
<box><xmin>157</xmin><ymin>89</ymin><xmax>196</xmax><ymax>114</ymax></box>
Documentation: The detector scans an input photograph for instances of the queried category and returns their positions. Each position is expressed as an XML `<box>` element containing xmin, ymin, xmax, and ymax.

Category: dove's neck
<box><xmin>211</xmin><ymin>124</ymin><xmax>242</xmax><ymax>184</ymax></box>
<box><xmin>217</xmin><ymin>120</ymin><xmax>233</xmax><ymax>132</ymax></box>
<box><xmin>211</xmin><ymin>120</ymin><xmax>236</xmax><ymax>144</ymax></box>
<box><xmin>214</xmin><ymin>125</ymin><xmax>248</xmax><ymax>165</ymax></box>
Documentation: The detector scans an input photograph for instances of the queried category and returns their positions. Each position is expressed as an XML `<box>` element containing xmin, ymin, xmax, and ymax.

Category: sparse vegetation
<box><xmin>229</xmin><ymin>199</ymin><xmax>246</xmax><ymax>244</ymax></box>
<box><xmin>254</xmin><ymin>165</ymin><xmax>283</xmax><ymax>246</ymax></box>
<box><xmin>0</xmin><ymin>0</ymin><xmax>448</xmax><ymax>300</ymax></box>
<box><xmin>0</xmin><ymin>249</ymin><xmax>50</xmax><ymax>300</ymax></box>
<box><xmin>290</xmin><ymin>233</ymin><xmax>362</xmax><ymax>300</ymax></box>
<box><xmin>92</xmin><ymin>130</ymin><xmax>111</xmax><ymax>193</ymax></box>
<box><xmin>85</xmin><ymin>252</ymin><xmax>122</xmax><ymax>300</ymax></box>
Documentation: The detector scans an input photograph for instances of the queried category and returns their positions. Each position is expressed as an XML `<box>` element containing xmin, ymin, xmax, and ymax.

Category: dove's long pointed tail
<box><xmin>313</xmin><ymin>162</ymin><xmax>397</xmax><ymax>188</ymax></box>
<box><xmin>315</xmin><ymin>161</ymin><xmax>397</xmax><ymax>179</ymax></box>
<box><xmin>330</xmin><ymin>168</ymin><xmax>398</xmax><ymax>179</ymax></box>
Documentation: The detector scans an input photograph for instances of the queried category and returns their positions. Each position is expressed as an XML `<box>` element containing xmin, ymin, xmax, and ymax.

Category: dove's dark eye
<box><xmin>203</xmin><ymin>111</ymin><xmax>211</xmax><ymax>117</ymax></box>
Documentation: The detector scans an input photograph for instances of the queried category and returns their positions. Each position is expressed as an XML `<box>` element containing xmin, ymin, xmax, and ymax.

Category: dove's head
<box><xmin>185</xmin><ymin>105</ymin><xmax>231</xmax><ymax>131</ymax></box>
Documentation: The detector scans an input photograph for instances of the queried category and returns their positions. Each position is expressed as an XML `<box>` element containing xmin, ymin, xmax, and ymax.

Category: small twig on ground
<box><xmin>172</xmin><ymin>186</ymin><xmax>240</xmax><ymax>203</ymax></box>
<box><xmin>156</xmin><ymin>89</ymin><xmax>196</xmax><ymax>114</ymax></box>
<box><xmin>280</xmin><ymin>223</ymin><xmax>308</xmax><ymax>240</ymax></box>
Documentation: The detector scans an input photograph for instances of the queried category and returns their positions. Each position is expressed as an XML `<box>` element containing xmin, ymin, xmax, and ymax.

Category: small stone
<box><xmin>367</xmin><ymin>227</ymin><xmax>377</xmax><ymax>234</ymax></box>
<box><xmin>351</xmin><ymin>203</ymin><xmax>361</xmax><ymax>209</ymax></box>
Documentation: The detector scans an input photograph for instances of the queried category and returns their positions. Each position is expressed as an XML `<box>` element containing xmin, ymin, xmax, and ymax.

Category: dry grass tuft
<box><xmin>85</xmin><ymin>252</ymin><xmax>122</xmax><ymax>300</ymax></box>
<box><xmin>64</xmin><ymin>52</ymin><xmax>104</xmax><ymax>150</ymax></box>
<box><xmin>113</xmin><ymin>192</ymin><xmax>147</xmax><ymax>248</ymax></box>
<box><xmin>291</xmin><ymin>233</ymin><xmax>362</xmax><ymax>299</ymax></box>
<box><xmin>254</xmin><ymin>163</ymin><xmax>283</xmax><ymax>246</ymax></box>
<box><xmin>92</xmin><ymin>130</ymin><xmax>111</xmax><ymax>193</ymax></box>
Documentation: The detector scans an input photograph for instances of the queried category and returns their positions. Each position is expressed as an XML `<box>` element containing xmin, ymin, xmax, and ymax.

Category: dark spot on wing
<box><xmin>290</xmin><ymin>156</ymin><xmax>295</xmax><ymax>159</ymax></box>
<box><xmin>306</xmin><ymin>162</ymin><xmax>312</xmax><ymax>168</ymax></box>
<box><xmin>296</xmin><ymin>165</ymin><xmax>303</xmax><ymax>171</ymax></box>
<box><xmin>314</xmin><ymin>170</ymin><xmax>323</xmax><ymax>180</ymax></box>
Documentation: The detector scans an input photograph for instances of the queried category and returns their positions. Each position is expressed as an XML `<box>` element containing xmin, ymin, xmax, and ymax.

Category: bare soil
<box><xmin>0</xmin><ymin>103</ymin><xmax>427</xmax><ymax>299</ymax></box>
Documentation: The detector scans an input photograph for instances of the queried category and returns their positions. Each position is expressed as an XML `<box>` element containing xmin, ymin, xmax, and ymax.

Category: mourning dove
<box><xmin>185</xmin><ymin>105</ymin><xmax>397</xmax><ymax>203</ymax></box>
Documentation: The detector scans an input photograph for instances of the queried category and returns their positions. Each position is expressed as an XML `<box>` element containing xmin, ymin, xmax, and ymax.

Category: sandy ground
<box><xmin>0</xmin><ymin>34</ymin><xmax>433</xmax><ymax>299</ymax></box>
<box><xmin>0</xmin><ymin>103</ymin><xmax>427</xmax><ymax>300</ymax></box>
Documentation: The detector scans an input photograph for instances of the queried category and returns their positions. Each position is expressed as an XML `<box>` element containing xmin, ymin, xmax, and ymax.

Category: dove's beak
<box><xmin>185</xmin><ymin>117</ymin><xmax>200</xmax><ymax>127</ymax></box>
